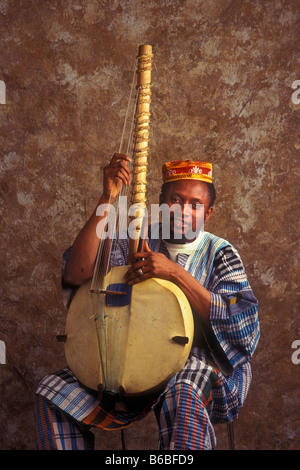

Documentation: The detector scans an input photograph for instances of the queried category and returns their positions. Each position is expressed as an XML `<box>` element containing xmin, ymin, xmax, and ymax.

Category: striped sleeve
<box><xmin>208</xmin><ymin>245</ymin><xmax>260</xmax><ymax>371</ymax></box>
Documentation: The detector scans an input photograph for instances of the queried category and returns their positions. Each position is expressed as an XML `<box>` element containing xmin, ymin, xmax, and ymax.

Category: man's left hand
<box><xmin>124</xmin><ymin>243</ymin><xmax>175</xmax><ymax>284</ymax></box>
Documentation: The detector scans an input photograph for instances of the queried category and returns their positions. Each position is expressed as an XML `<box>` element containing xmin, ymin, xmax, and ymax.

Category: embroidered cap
<box><xmin>162</xmin><ymin>160</ymin><xmax>213</xmax><ymax>184</ymax></box>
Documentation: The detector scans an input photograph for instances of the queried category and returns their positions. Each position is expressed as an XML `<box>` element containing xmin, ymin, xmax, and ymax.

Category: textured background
<box><xmin>0</xmin><ymin>0</ymin><xmax>299</xmax><ymax>450</ymax></box>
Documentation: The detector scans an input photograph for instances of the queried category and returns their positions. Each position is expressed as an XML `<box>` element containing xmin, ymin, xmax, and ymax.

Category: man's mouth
<box><xmin>173</xmin><ymin>220</ymin><xmax>188</xmax><ymax>230</ymax></box>
<box><xmin>171</xmin><ymin>216</ymin><xmax>192</xmax><ymax>233</ymax></box>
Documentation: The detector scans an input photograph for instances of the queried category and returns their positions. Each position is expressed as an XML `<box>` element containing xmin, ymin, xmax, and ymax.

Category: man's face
<box><xmin>160</xmin><ymin>179</ymin><xmax>213</xmax><ymax>243</ymax></box>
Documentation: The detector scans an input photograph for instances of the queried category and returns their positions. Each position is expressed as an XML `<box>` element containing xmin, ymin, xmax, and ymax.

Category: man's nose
<box><xmin>182</xmin><ymin>204</ymin><xmax>193</xmax><ymax>218</ymax></box>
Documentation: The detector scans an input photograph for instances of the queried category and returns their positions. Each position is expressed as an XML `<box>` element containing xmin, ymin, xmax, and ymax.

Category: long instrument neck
<box><xmin>128</xmin><ymin>45</ymin><xmax>153</xmax><ymax>263</ymax></box>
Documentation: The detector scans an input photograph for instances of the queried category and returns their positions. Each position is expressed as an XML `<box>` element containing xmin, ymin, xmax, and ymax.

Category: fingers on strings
<box><xmin>125</xmin><ymin>257</ymin><xmax>151</xmax><ymax>283</ymax></box>
<box><xmin>109</xmin><ymin>153</ymin><xmax>131</xmax><ymax>186</ymax></box>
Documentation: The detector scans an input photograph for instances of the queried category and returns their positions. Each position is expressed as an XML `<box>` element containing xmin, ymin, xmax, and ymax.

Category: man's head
<box><xmin>159</xmin><ymin>160</ymin><xmax>216</xmax><ymax>243</ymax></box>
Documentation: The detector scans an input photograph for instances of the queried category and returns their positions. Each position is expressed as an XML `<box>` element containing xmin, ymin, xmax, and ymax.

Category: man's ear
<box><xmin>204</xmin><ymin>206</ymin><xmax>213</xmax><ymax>223</ymax></box>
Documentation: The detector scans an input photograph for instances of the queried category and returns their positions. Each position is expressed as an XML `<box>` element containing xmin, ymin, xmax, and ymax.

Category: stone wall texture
<box><xmin>1</xmin><ymin>0</ymin><xmax>299</xmax><ymax>450</ymax></box>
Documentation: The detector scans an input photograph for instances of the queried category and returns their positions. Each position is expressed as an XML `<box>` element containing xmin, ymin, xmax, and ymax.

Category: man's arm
<box><xmin>124</xmin><ymin>246</ymin><xmax>211</xmax><ymax>326</ymax></box>
<box><xmin>63</xmin><ymin>154</ymin><xmax>131</xmax><ymax>286</ymax></box>
<box><xmin>125</xmin><ymin>242</ymin><xmax>259</xmax><ymax>371</ymax></box>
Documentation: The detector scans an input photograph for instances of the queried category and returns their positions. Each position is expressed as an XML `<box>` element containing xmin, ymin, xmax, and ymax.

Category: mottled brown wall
<box><xmin>1</xmin><ymin>0</ymin><xmax>299</xmax><ymax>450</ymax></box>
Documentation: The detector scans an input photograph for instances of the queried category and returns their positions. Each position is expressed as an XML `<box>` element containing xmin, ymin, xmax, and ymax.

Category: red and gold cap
<box><xmin>162</xmin><ymin>160</ymin><xmax>213</xmax><ymax>184</ymax></box>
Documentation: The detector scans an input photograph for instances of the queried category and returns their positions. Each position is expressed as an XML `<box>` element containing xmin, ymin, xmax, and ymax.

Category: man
<box><xmin>34</xmin><ymin>155</ymin><xmax>260</xmax><ymax>450</ymax></box>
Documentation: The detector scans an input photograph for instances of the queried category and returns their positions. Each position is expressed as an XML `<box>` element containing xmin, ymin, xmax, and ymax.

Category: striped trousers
<box><xmin>34</xmin><ymin>352</ymin><xmax>231</xmax><ymax>450</ymax></box>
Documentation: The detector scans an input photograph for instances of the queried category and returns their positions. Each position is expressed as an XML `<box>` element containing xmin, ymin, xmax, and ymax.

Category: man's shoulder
<box><xmin>201</xmin><ymin>231</ymin><xmax>233</xmax><ymax>252</ymax></box>
<box><xmin>201</xmin><ymin>232</ymin><xmax>245</xmax><ymax>272</ymax></box>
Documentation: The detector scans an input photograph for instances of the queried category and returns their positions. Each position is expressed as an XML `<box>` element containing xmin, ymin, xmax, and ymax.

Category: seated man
<box><xmin>34</xmin><ymin>155</ymin><xmax>260</xmax><ymax>450</ymax></box>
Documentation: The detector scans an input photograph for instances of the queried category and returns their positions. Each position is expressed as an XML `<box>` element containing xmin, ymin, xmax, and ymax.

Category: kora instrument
<box><xmin>62</xmin><ymin>45</ymin><xmax>194</xmax><ymax>398</ymax></box>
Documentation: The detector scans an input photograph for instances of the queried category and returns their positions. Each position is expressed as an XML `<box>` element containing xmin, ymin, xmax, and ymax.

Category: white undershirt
<box><xmin>163</xmin><ymin>231</ymin><xmax>204</xmax><ymax>262</ymax></box>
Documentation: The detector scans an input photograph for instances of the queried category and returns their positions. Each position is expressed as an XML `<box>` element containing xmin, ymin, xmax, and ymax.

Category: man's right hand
<box><xmin>102</xmin><ymin>153</ymin><xmax>131</xmax><ymax>201</ymax></box>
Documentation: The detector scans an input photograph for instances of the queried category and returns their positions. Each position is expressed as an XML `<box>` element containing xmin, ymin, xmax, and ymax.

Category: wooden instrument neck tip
<box><xmin>138</xmin><ymin>44</ymin><xmax>153</xmax><ymax>55</ymax></box>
